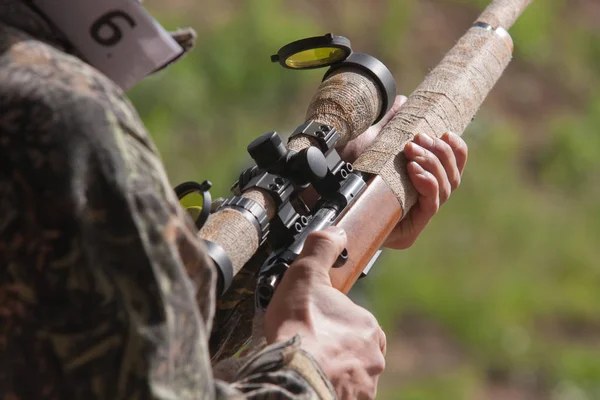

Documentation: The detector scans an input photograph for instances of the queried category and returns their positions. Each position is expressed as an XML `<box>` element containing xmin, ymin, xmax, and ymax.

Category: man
<box><xmin>0</xmin><ymin>1</ymin><xmax>468</xmax><ymax>399</ymax></box>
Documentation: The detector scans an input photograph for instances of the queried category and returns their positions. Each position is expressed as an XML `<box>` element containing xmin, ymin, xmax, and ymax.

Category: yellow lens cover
<box><xmin>285</xmin><ymin>47</ymin><xmax>347</xmax><ymax>69</ymax></box>
<box><xmin>179</xmin><ymin>191</ymin><xmax>205</xmax><ymax>223</ymax></box>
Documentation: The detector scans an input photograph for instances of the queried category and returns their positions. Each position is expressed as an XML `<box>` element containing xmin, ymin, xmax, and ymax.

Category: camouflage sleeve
<box><xmin>0</xmin><ymin>22</ymin><xmax>335</xmax><ymax>400</ymax></box>
<box><xmin>214</xmin><ymin>336</ymin><xmax>336</xmax><ymax>399</ymax></box>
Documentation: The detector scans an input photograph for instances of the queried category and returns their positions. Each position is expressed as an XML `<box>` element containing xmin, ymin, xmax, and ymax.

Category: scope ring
<box><xmin>217</xmin><ymin>196</ymin><xmax>270</xmax><ymax>245</ymax></box>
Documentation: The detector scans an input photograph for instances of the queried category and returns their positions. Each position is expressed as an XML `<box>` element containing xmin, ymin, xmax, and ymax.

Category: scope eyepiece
<box><xmin>323</xmin><ymin>53</ymin><xmax>397</xmax><ymax>124</ymax></box>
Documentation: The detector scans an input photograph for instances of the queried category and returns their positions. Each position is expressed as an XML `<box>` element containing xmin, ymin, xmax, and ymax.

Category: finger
<box><xmin>413</xmin><ymin>133</ymin><xmax>461</xmax><ymax>191</ymax></box>
<box><xmin>442</xmin><ymin>132</ymin><xmax>469</xmax><ymax>175</ymax></box>
<box><xmin>367</xmin><ymin>351</ymin><xmax>386</xmax><ymax>376</ymax></box>
<box><xmin>292</xmin><ymin>226</ymin><xmax>348</xmax><ymax>278</ymax></box>
<box><xmin>379</xmin><ymin>328</ymin><xmax>387</xmax><ymax>357</ymax></box>
<box><xmin>371</xmin><ymin>377</ymin><xmax>381</xmax><ymax>400</ymax></box>
<box><xmin>404</xmin><ymin>142</ymin><xmax>452</xmax><ymax>203</ymax></box>
<box><xmin>383</xmin><ymin>162</ymin><xmax>440</xmax><ymax>249</ymax></box>
<box><xmin>407</xmin><ymin>161</ymin><xmax>439</xmax><ymax>208</ymax></box>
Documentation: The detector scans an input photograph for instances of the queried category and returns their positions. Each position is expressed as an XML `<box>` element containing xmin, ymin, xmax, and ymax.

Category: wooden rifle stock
<box><xmin>330</xmin><ymin>176</ymin><xmax>401</xmax><ymax>293</ymax></box>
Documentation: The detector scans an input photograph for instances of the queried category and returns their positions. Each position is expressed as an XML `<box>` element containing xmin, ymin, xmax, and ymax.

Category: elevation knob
<box><xmin>247</xmin><ymin>131</ymin><xmax>288</xmax><ymax>170</ymax></box>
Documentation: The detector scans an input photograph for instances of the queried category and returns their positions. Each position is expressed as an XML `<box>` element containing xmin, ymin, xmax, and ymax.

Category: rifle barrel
<box><xmin>354</xmin><ymin>0</ymin><xmax>532</xmax><ymax>213</ymax></box>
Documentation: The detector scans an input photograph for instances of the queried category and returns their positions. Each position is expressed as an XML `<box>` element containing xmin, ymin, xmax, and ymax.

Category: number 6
<box><xmin>90</xmin><ymin>11</ymin><xmax>137</xmax><ymax>46</ymax></box>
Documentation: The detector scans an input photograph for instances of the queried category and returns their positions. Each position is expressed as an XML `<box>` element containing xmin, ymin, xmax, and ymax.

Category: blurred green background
<box><xmin>132</xmin><ymin>0</ymin><xmax>600</xmax><ymax>398</ymax></box>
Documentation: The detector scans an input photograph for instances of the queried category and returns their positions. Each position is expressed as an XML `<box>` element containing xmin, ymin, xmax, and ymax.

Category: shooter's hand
<box><xmin>265</xmin><ymin>227</ymin><xmax>386</xmax><ymax>400</ymax></box>
<box><xmin>337</xmin><ymin>95</ymin><xmax>469</xmax><ymax>250</ymax></box>
<box><xmin>384</xmin><ymin>131</ymin><xmax>468</xmax><ymax>249</ymax></box>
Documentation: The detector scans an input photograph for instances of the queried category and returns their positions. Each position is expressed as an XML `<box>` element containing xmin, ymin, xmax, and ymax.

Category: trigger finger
<box><xmin>293</xmin><ymin>227</ymin><xmax>348</xmax><ymax>278</ymax></box>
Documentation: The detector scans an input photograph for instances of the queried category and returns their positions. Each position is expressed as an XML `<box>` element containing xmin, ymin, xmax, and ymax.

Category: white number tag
<box><xmin>31</xmin><ymin>0</ymin><xmax>185</xmax><ymax>90</ymax></box>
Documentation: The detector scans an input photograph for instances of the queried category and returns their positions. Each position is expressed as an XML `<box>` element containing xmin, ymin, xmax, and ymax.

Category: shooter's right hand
<box><xmin>264</xmin><ymin>227</ymin><xmax>386</xmax><ymax>400</ymax></box>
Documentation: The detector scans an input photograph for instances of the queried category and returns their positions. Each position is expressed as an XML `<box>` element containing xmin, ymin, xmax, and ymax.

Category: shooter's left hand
<box><xmin>337</xmin><ymin>95</ymin><xmax>469</xmax><ymax>250</ymax></box>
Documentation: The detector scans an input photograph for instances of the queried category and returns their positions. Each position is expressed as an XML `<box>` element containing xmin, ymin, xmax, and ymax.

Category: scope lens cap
<box><xmin>174</xmin><ymin>180</ymin><xmax>213</xmax><ymax>230</ymax></box>
<box><xmin>271</xmin><ymin>33</ymin><xmax>352</xmax><ymax>70</ymax></box>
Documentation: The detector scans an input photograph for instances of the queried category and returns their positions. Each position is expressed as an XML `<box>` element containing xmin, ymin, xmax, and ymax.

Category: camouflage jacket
<box><xmin>0</xmin><ymin>1</ymin><xmax>335</xmax><ymax>399</ymax></box>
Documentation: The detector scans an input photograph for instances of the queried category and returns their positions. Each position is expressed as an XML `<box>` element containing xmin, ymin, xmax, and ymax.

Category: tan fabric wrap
<box><xmin>199</xmin><ymin>189</ymin><xmax>275</xmax><ymax>275</ymax></box>
<box><xmin>477</xmin><ymin>0</ymin><xmax>533</xmax><ymax>29</ymax></box>
<box><xmin>287</xmin><ymin>135</ymin><xmax>316</xmax><ymax>154</ymax></box>
<box><xmin>287</xmin><ymin>66</ymin><xmax>382</xmax><ymax>154</ymax></box>
<box><xmin>354</xmin><ymin>26</ymin><xmax>513</xmax><ymax>212</ymax></box>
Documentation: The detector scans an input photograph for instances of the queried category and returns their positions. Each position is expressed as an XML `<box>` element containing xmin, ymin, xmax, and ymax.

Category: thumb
<box><xmin>290</xmin><ymin>226</ymin><xmax>347</xmax><ymax>280</ymax></box>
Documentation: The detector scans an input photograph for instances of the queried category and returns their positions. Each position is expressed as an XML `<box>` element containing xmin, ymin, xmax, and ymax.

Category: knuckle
<box><xmin>443</xmin><ymin>147</ymin><xmax>458</xmax><ymax>167</ymax></box>
<box><xmin>375</xmin><ymin>328</ymin><xmax>387</xmax><ymax>354</ymax></box>
<box><xmin>433</xmin><ymin>137</ymin><xmax>451</xmax><ymax>155</ymax></box>
<box><xmin>364</xmin><ymin>311</ymin><xmax>380</xmax><ymax>331</ymax></box>
<box><xmin>460</xmin><ymin>146</ymin><xmax>469</xmax><ymax>163</ymax></box>
<box><xmin>355</xmin><ymin>306</ymin><xmax>377</xmax><ymax>327</ymax></box>
<box><xmin>374</xmin><ymin>356</ymin><xmax>386</xmax><ymax>375</ymax></box>
<box><xmin>425</xmin><ymin>149</ymin><xmax>443</xmax><ymax>172</ymax></box>
<box><xmin>428</xmin><ymin>171</ymin><xmax>441</xmax><ymax>193</ymax></box>
<box><xmin>455</xmin><ymin>137</ymin><xmax>469</xmax><ymax>157</ymax></box>
<box><xmin>431</xmin><ymin>196</ymin><xmax>440</xmax><ymax>213</ymax></box>
<box><xmin>440</xmin><ymin>187</ymin><xmax>451</xmax><ymax>204</ymax></box>
<box><xmin>421</xmin><ymin>149</ymin><xmax>435</xmax><ymax>166</ymax></box>
<box><xmin>380</xmin><ymin>329</ymin><xmax>387</xmax><ymax>348</ymax></box>
<box><xmin>450</xmin><ymin>173</ymin><xmax>462</xmax><ymax>190</ymax></box>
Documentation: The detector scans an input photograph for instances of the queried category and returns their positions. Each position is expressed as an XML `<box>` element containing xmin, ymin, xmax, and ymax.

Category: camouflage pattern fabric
<box><xmin>0</xmin><ymin>1</ymin><xmax>336</xmax><ymax>399</ymax></box>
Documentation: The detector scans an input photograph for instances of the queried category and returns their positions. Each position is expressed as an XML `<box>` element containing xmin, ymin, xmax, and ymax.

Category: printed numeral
<box><xmin>90</xmin><ymin>10</ymin><xmax>137</xmax><ymax>46</ymax></box>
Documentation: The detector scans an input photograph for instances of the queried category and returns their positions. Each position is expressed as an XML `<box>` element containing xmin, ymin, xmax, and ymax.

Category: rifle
<box><xmin>177</xmin><ymin>0</ymin><xmax>532</xmax><ymax>312</ymax></box>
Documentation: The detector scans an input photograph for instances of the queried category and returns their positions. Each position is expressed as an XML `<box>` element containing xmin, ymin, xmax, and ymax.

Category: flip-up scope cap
<box><xmin>271</xmin><ymin>33</ymin><xmax>352</xmax><ymax>70</ymax></box>
<box><xmin>174</xmin><ymin>180</ymin><xmax>213</xmax><ymax>230</ymax></box>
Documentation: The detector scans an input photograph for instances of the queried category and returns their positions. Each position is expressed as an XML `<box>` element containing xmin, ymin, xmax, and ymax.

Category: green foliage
<box><xmin>133</xmin><ymin>0</ymin><xmax>600</xmax><ymax>397</ymax></box>
<box><xmin>379</xmin><ymin>367</ymin><xmax>479</xmax><ymax>400</ymax></box>
<box><xmin>509</xmin><ymin>0</ymin><xmax>561</xmax><ymax>64</ymax></box>
<box><xmin>129</xmin><ymin>0</ymin><xmax>325</xmax><ymax>193</ymax></box>
<box><xmin>538</xmin><ymin>97</ymin><xmax>600</xmax><ymax>193</ymax></box>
